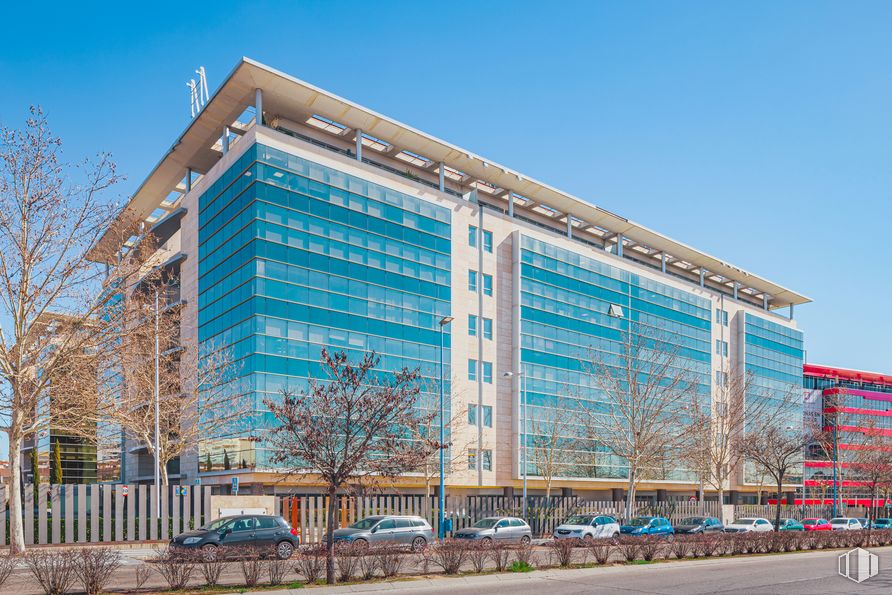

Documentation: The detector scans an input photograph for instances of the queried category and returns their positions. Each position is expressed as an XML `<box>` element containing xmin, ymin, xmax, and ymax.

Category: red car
<box><xmin>802</xmin><ymin>518</ymin><xmax>832</xmax><ymax>531</ymax></box>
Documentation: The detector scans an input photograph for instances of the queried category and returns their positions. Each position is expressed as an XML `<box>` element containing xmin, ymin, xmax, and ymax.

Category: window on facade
<box><xmin>468</xmin><ymin>270</ymin><xmax>477</xmax><ymax>292</ymax></box>
<box><xmin>468</xmin><ymin>403</ymin><xmax>477</xmax><ymax>425</ymax></box>
<box><xmin>468</xmin><ymin>404</ymin><xmax>492</xmax><ymax>427</ymax></box>
<box><xmin>468</xmin><ymin>359</ymin><xmax>477</xmax><ymax>381</ymax></box>
<box><xmin>716</xmin><ymin>308</ymin><xmax>729</xmax><ymax>326</ymax></box>
<box><xmin>715</xmin><ymin>340</ymin><xmax>728</xmax><ymax>357</ymax></box>
<box><xmin>468</xmin><ymin>314</ymin><xmax>478</xmax><ymax>337</ymax></box>
<box><xmin>482</xmin><ymin>449</ymin><xmax>492</xmax><ymax>471</ymax></box>
<box><xmin>482</xmin><ymin>317</ymin><xmax>493</xmax><ymax>340</ymax></box>
<box><xmin>482</xmin><ymin>273</ymin><xmax>493</xmax><ymax>296</ymax></box>
<box><xmin>469</xmin><ymin>226</ymin><xmax>493</xmax><ymax>253</ymax></box>
<box><xmin>468</xmin><ymin>449</ymin><xmax>477</xmax><ymax>470</ymax></box>
<box><xmin>482</xmin><ymin>361</ymin><xmax>493</xmax><ymax>384</ymax></box>
<box><xmin>483</xmin><ymin>405</ymin><xmax>492</xmax><ymax>427</ymax></box>
<box><xmin>482</xmin><ymin>230</ymin><xmax>493</xmax><ymax>253</ymax></box>
<box><xmin>469</xmin><ymin>225</ymin><xmax>478</xmax><ymax>248</ymax></box>
<box><xmin>715</xmin><ymin>370</ymin><xmax>728</xmax><ymax>387</ymax></box>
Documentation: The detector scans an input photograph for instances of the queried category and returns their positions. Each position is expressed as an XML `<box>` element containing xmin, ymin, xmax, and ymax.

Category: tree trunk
<box><xmin>325</xmin><ymin>487</ymin><xmax>337</xmax><ymax>584</ymax></box>
<box><xmin>718</xmin><ymin>488</ymin><xmax>725</xmax><ymax>508</ymax></box>
<box><xmin>159</xmin><ymin>462</ymin><xmax>169</xmax><ymax>487</ymax></box>
<box><xmin>545</xmin><ymin>478</ymin><xmax>552</xmax><ymax>500</ymax></box>
<box><xmin>774</xmin><ymin>477</ymin><xmax>783</xmax><ymax>532</ymax></box>
<box><xmin>625</xmin><ymin>468</ymin><xmax>636</xmax><ymax>520</ymax></box>
<box><xmin>7</xmin><ymin>428</ymin><xmax>26</xmax><ymax>553</ymax></box>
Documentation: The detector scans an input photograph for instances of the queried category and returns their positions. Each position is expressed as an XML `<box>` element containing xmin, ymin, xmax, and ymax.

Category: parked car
<box><xmin>802</xmin><ymin>518</ymin><xmax>832</xmax><ymax>531</ymax></box>
<box><xmin>553</xmin><ymin>514</ymin><xmax>620</xmax><ymax>540</ymax></box>
<box><xmin>871</xmin><ymin>518</ymin><xmax>892</xmax><ymax>529</ymax></box>
<box><xmin>170</xmin><ymin>514</ymin><xmax>300</xmax><ymax>559</ymax></box>
<box><xmin>829</xmin><ymin>517</ymin><xmax>863</xmax><ymax>531</ymax></box>
<box><xmin>856</xmin><ymin>517</ymin><xmax>870</xmax><ymax>529</ymax></box>
<box><xmin>454</xmin><ymin>516</ymin><xmax>532</xmax><ymax>544</ymax></box>
<box><xmin>326</xmin><ymin>515</ymin><xmax>433</xmax><ymax>550</ymax></box>
<box><xmin>674</xmin><ymin>516</ymin><xmax>724</xmax><ymax>534</ymax></box>
<box><xmin>620</xmin><ymin>516</ymin><xmax>674</xmax><ymax>536</ymax></box>
<box><xmin>724</xmin><ymin>518</ymin><xmax>774</xmax><ymax>533</ymax></box>
<box><xmin>778</xmin><ymin>518</ymin><xmax>804</xmax><ymax>531</ymax></box>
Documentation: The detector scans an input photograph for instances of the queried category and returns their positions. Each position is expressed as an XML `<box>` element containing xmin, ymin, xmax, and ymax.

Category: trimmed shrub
<box><xmin>26</xmin><ymin>550</ymin><xmax>78</xmax><ymax>595</ymax></box>
<box><xmin>639</xmin><ymin>536</ymin><xmax>665</xmax><ymax>561</ymax></box>
<box><xmin>615</xmin><ymin>536</ymin><xmax>642</xmax><ymax>562</ymax></box>
<box><xmin>373</xmin><ymin>545</ymin><xmax>404</xmax><ymax>578</ymax></box>
<box><xmin>335</xmin><ymin>541</ymin><xmax>363</xmax><ymax>582</ymax></box>
<box><xmin>74</xmin><ymin>549</ymin><xmax>122</xmax><ymax>595</ymax></box>
<box><xmin>294</xmin><ymin>545</ymin><xmax>326</xmax><ymax>583</ymax></box>
<box><xmin>489</xmin><ymin>541</ymin><xmax>512</xmax><ymax>571</ymax></box>
<box><xmin>467</xmin><ymin>541</ymin><xmax>491</xmax><ymax>573</ymax></box>
<box><xmin>586</xmin><ymin>538</ymin><xmax>613</xmax><ymax>565</ymax></box>
<box><xmin>0</xmin><ymin>555</ymin><xmax>15</xmax><ymax>590</ymax></box>
<box><xmin>135</xmin><ymin>565</ymin><xmax>151</xmax><ymax>590</ymax></box>
<box><xmin>266</xmin><ymin>557</ymin><xmax>290</xmax><ymax>585</ymax></box>
<box><xmin>547</xmin><ymin>538</ymin><xmax>579</xmax><ymax>567</ymax></box>
<box><xmin>198</xmin><ymin>547</ymin><xmax>227</xmax><ymax>587</ymax></box>
<box><xmin>425</xmin><ymin>539</ymin><xmax>468</xmax><ymax>575</ymax></box>
<box><xmin>514</xmin><ymin>541</ymin><xmax>536</xmax><ymax>568</ymax></box>
<box><xmin>238</xmin><ymin>546</ymin><xmax>264</xmax><ymax>587</ymax></box>
<box><xmin>671</xmin><ymin>535</ymin><xmax>694</xmax><ymax>559</ymax></box>
<box><xmin>150</xmin><ymin>548</ymin><xmax>195</xmax><ymax>590</ymax></box>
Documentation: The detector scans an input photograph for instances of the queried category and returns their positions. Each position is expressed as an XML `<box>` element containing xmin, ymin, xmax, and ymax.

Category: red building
<box><xmin>803</xmin><ymin>363</ymin><xmax>892</xmax><ymax>507</ymax></box>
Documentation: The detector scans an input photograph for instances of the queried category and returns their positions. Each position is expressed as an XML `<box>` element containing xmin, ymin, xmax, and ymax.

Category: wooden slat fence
<box><xmin>0</xmin><ymin>484</ymin><xmax>213</xmax><ymax>546</ymax></box>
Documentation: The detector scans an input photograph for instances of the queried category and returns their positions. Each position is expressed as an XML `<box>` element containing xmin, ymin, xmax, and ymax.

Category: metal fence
<box><xmin>0</xmin><ymin>484</ymin><xmax>213</xmax><ymax>546</ymax></box>
<box><xmin>278</xmin><ymin>495</ymin><xmax>724</xmax><ymax>542</ymax></box>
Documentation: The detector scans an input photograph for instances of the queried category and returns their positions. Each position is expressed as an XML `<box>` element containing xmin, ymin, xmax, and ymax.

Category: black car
<box><xmin>674</xmin><ymin>516</ymin><xmax>725</xmax><ymax>534</ymax></box>
<box><xmin>170</xmin><ymin>514</ymin><xmax>300</xmax><ymax>559</ymax></box>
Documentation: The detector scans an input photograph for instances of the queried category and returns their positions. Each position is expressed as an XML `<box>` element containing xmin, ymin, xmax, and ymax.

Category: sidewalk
<box><xmin>240</xmin><ymin>546</ymin><xmax>892</xmax><ymax>594</ymax></box>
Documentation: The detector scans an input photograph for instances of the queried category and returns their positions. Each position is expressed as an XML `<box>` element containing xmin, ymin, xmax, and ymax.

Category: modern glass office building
<box><xmin>88</xmin><ymin>59</ymin><xmax>810</xmax><ymax>499</ymax></box>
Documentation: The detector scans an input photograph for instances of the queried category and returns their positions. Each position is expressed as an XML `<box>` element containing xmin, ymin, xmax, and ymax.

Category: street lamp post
<box><xmin>504</xmin><ymin>369</ymin><xmax>528</xmax><ymax>519</ymax></box>
<box><xmin>154</xmin><ymin>288</ymin><xmax>161</xmax><ymax>511</ymax></box>
<box><xmin>437</xmin><ymin>316</ymin><xmax>453</xmax><ymax>540</ymax></box>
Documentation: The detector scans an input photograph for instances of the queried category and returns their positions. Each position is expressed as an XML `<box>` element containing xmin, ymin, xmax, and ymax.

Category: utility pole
<box><xmin>154</xmin><ymin>289</ymin><xmax>161</xmax><ymax>510</ymax></box>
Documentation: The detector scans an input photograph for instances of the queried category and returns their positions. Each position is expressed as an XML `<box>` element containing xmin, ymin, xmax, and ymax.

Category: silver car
<box><xmin>327</xmin><ymin>515</ymin><xmax>433</xmax><ymax>550</ymax></box>
<box><xmin>453</xmin><ymin>516</ymin><xmax>532</xmax><ymax>544</ymax></box>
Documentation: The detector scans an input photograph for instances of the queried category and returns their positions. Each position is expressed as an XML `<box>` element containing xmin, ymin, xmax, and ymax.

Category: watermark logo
<box><xmin>838</xmin><ymin>548</ymin><xmax>879</xmax><ymax>583</ymax></box>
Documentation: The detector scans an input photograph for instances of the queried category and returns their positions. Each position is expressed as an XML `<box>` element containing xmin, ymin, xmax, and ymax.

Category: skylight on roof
<box><xmin>395</xmin><ymin>150</ymin><xmax>430</xmax><ymax>167</ymax></box>
<box><xmin>359</xmin><ymin>133</ymin><xmax>390</xmax><ymax>152</ymax></box>
<box><xmin>441</xmin><ymin>165</ymin><xmax>465</xmax><ymax>181</ymax></box>
<box><xmin>533</xmin><ymin>204</ymin><xmax>559</xmax><ymax>217</ymax></box>
<box><xmin>306</xmin><ymin>115</ymin><xmax>347</xmax><ymax>134</ymax></box>
<box><xmin>475</xmin><ymin>180</ymin><xmax>499</xmax><ymax>194</ymax></box>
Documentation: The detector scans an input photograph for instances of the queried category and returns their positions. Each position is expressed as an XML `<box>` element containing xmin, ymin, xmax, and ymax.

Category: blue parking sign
<box><xmin>231</xmin><ymin>476</ymin><xmax>239</xmax><ymax>494</ymax></box>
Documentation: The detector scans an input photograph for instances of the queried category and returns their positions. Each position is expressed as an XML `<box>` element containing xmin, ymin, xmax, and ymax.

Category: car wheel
<box><xmin>583</xmin><ymin>534</ymin><xmax>594</xmax><ymax>543</ymax></box>
<box><xmin>353</xmin><ymin>538</ymin><xmax>369</xmax><ymax>551</ymax></box>
<box><xmin>520</xmin><ymin>535</ymin><xmax>531</xmax><ymax>546</ymax></box>
<box><xmin>276</xmin><ymin>541</ymin><xmax>295</xmax><ymax>560</ymax></box>
<box><xmin>612</xmin><ymin>532</ymin><xmax>619</xmax><ymax>539</ymax></box>
<box><xmin>411</xmin><ymin>536</ymin><xmax>427</xmax><ymax>552</ymax></box>
<box><xmin>201</xmin><ymin>544</ymin><xmax>218</xmax><ymax>561</ymax></box>
<box><xmin>481</xmin><ymin>536</ymin><xmax>493</xmax><ymax>546</ymax></box>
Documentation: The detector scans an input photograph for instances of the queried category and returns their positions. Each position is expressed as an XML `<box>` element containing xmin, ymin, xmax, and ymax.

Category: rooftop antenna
<box><xmin>187</xmin><ymin>79</ymin><xmax>199</xmax><ymax>118</ymax></box>
<box><xmin>186</xmin><ymin>66</ymin><xmax>210</xmax><ymax>118</ymax></box>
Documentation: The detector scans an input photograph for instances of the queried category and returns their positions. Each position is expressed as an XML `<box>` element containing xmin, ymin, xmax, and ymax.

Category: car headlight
<box><xmin>183</xmin><ymin>537</ymin><xmax>202</xmax><ymax>545</ymax></box>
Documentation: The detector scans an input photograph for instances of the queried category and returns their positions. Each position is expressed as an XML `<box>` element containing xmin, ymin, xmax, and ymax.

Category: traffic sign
<box><xmin>689</xmin><ymin>496</ymin><xmax>697</xmax><ymax>502</ymax></box>
<box><xmin>122</xmin><ymin>485</ymin><xmax>129</xmax><ymax>497</ymax></box>
<box><xmin>231</xmin><ymin>477</ymin><xmax>239</xmax><ymax>495</ymax></box>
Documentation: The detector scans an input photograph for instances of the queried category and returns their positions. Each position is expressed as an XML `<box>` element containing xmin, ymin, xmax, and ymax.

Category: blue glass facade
<box><xmin>519</xmin><ymin>235</ymin><xmax>712</xmax><ymax>481</ymax></box>
<box><xmin>197</xmin><ymin>143</ymin><xmax>452</xmax><ymax>467</ymax></box>
<box><xmin>743</xmin><ymin>313</ymin><xmax>805</xmax><ymax>483</ymax></box>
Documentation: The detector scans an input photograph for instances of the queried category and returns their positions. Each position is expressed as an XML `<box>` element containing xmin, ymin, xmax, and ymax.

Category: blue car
<box><xmin>620</xmin><ymin>516</ymin><xmax>675</xmax><ymax>536</ymax></box>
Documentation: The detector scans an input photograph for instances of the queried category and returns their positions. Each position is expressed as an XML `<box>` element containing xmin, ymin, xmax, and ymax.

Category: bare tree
<box><xmin>581</xmin><ymin>327</ymin><xmax>702</xmax><ymax>519</ymax></box>
<box><xmin>528</xmin><ymin>397</ymin><xmax>583</xmax><ymax>499</ymax></box>
<box><xmin>263</xmin><ymin>349</ymin><xmax>436</xmax><ymax>584</ymax></box>
<box><xmin>844</xmin><ymin>422</ymin><xmax>892</xmax><ymax>527</ymax></box>
<box><xmin>737</xmin><ymin>424</ymin><xmax>811</xmax><ymax>531</ymax></box>
<box><xmin>0</xmin><ymin>108</ymin><xmax>123</xmax><ymax>553</ymax></box>
<box><xmin>76</xmin><ymin>238</ymin><xmax>246</xmax><ymax>485</ymax></box>
<box><xmin>684</xmin><ymin>369</ymin><xmax>802</xmax><ymax>505</ymax></box>
<box><xmin>412</xmin><ymin>399</ymin><xmax>472</xmax><ymax>499</ymax></box>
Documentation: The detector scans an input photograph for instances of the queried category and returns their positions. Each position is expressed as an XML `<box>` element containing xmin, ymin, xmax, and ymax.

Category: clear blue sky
<box><xmin>2</xmin><ymin>1</ymin><xmax>890</xmax><ymax>456</ymax></box>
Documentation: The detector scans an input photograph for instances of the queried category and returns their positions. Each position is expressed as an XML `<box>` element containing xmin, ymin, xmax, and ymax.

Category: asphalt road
<box><xmin>355</xmin><ymin>547</ymin><xmax>892</xmax><ymax>595</ymax></box>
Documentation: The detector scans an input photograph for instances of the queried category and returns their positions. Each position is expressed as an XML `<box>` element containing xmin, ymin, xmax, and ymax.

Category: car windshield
<box><xmin>472</xmin><ymin>518</ymin><xmax>499</xmax><ymax>529</ymax></box>
<box><xmin>734</xmin><ymin>519</ymin><xmax>757</xmax><ymax>524</ymax></box>
<box><xmin>830</xmin><ymin>518</ymin><xmax>847</xmax><ymax>524</ymax></box>
<box><xmin>681</xmin><ymin>517</ymin><xmax>706</xmax><ymax>525</ymax></box>
<box><xmin>628</xmin><ymin>518</ymin><xmax>650</xmax><ymax>527</ymax></box>
<box><xmin>803</xmin><ymin>519</ymin><xmax>817</xmax><ymax>525</ymax></box>
<box><xmin>202</xmin><ymin>518</ymin><xmax>233</xmax><ymax>531</ymax></box>
<box><xmin>564</xmin><ymin>515</ymin><xmax>594</xmax><ymax>526</ymax></box>
<box><xmin>350</xmin><ymin>517</ymin><xmax>383</xmax><ymax>530</ymax></box>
